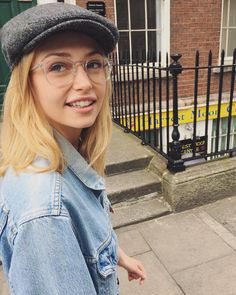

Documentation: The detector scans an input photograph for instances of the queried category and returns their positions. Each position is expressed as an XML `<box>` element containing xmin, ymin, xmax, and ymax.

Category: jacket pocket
<box><xmin>97</xmin><ymin>232</ymin><xmax>118</xmax><ymax>278</ymax></box>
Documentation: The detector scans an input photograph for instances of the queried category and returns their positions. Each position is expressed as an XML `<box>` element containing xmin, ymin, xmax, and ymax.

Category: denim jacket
<box><xmin>0</xmin><ymin>131</ymin><xmax>119</xmax><ymax>295</ymax></box>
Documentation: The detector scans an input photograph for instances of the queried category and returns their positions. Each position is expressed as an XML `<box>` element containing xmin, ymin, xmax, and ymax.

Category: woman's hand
<box><xmin>118</xmin><ymin>247</ymin><xmax>146</xmax><ymax>285</ymax></box>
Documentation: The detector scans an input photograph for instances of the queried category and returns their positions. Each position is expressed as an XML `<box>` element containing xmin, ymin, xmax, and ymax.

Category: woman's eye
<box><xmin>49</xmin><ymin>63</ymin><xmax>66</xmax><ymax>72</ymax></box>
<box><xmin>87</xmin><ymin>60</ymin><xmax>103</xmax><ymax>70</ymax></box>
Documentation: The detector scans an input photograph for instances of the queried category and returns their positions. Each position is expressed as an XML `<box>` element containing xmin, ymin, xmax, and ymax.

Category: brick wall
<box><xmin>171</xmin><ymin>0</ymin><xmax>222</xmax><ymax>65</ymax></box>
<box><xmin>170</xmin><ymin>0</ymin><xmax>230</xmax><ymax>99</ymax></box>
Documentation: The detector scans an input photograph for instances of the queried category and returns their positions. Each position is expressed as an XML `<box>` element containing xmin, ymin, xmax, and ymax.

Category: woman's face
<box><xmin>30</xmin><ymin>32</ymin><xmax>108</xmax><ymax>146</ymax></box>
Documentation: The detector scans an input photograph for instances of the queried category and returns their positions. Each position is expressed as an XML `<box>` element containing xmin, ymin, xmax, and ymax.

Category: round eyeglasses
<box><xmin>30</xmin><ymin>56</ymin><xmax>112</xmax><ymax>88</ymax></box>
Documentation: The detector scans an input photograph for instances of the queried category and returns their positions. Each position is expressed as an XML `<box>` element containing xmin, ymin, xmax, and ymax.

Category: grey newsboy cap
<box><xmin>0</xmin><ymin>3</ymin><xmax>119</xmax><ymax>69</ymax></box>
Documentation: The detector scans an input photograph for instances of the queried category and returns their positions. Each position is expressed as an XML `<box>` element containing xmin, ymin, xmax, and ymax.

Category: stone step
<box><xmin>106</xmin><ymin>156</ymin><xmax>152</xmax><ymax>176</ymax></box>
<box><xmin>106</xmin><ymin>125</ymin><xmax>153</xmax><ymax>175</ymax></box>
<box><xmin>106</xmin><ymin>169</ymin><xmax>161</xmax><ymax>204</ymax></box>
<box><xmin>111</xmin><ymin>193</ymin><xmax>172</xmax><ymax>229</ymax></box>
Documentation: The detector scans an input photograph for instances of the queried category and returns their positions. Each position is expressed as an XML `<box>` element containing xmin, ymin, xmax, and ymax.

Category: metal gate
<box><xmin>0</xmin><ymin>0</ymin><xmax>37</xmax><ymax>105</ymax></box>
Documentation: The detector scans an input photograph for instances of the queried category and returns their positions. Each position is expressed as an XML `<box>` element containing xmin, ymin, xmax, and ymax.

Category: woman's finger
<box><xmin>138</xmin><ymin>263</ymin><xmax>147</xmax><ymax>280</ymax></box>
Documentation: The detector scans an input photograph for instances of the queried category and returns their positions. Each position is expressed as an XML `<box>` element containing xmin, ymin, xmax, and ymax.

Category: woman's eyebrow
<box><xmin>43</xmin><ymin>52</ymin><xmax>72</xmax><ymax>59</ymax></box>
<box><xmin>42</xmin><ymin>50</ymin><xmax>104</xmax><ymax>60</ymax></box>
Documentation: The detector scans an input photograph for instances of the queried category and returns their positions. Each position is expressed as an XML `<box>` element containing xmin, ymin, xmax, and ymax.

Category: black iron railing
<box><xmin>110</xmin><ymin>49</ymin><xmax>236</xmax><ymax>172</ymax></box>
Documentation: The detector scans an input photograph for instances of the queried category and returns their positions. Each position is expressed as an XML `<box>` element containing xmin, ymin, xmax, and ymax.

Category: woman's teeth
<box><xmin>68</xmin><ymin>100</ymin><xmax>94</xmax><ymax>108</ymax></box>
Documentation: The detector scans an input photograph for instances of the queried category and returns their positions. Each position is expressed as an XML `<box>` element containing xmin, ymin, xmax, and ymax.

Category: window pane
<box><xmin>234</xmin><ymin>132</ymin><xmax>236</xmax><ymax>148</ymax></box>
<box><xmin>233</xmin><ymin>117</ymin><xmax>236</xmax><ymax>147</ymax></box>
<box><xmin>220</xmin><ymin>135</ymin><xmax>227</xmax><ymax>150</ymax></box>
<box><xmin>130</xmin><ymin>0</ymin><xmax>145</xmax><ymax>29</ymax></box>
<box><xmin>147</xmin><ymin>32</ymin><xmax>161</xmax><ymax>61</ymax></box>
<box><xmin>147</xmin><ymin>0</ymin><xmax>156</xmax><ymax>29</ymax></box>
<box><xmin>221</xmin><ymin>118</ymin><xmax>228</xmax><ymax>134</ymax></box>
<box><xmin>131</xmin><ymin>31</ymin><xmax>146</xmax><ymax>61</ymax></box>
<box><xmin>220</xmin><ymin>118</ymin><xmax>227</xmax><ymax>150</ymax></box>
<box><xmin>229</xmin><ymin>0</ymin><xmax>236</xmax><ymax>26</ymax></box>
<box><xmin>148</xmin><ymin>31</ymin><xmax>156</xmax><ymax>60</ymax></box>
<box><xmin>223</xmin><ymin>0</ymin><xmax>228</xmax><ymax>27</ymax></box>
<box><xmin>156</xmin><ymin>32</ymin><xmax>161</xmax><ymax>54</ymax></box>
<box><xmin>117</xmin><ymin>0</ymin><xmax>128</xmax><ymax>30</ymax></box>
<box><xmin>227</xmin><ymin>28</ymin><xmax>236</xmax><ymax>56</ymax></box>
<box><xmin>119</xmin><ymin>32</ymin><xmax>130</xmax><ymax>63</ymax></box>
<box><xmin>157</xmin><ymin>0</ymin><xmax>162</xmax><ymax>28</ymax></box>
<box><xmin>221</xmin><ymin>28</ymin><xmax>227</xmax><ymax>52</ymax></box>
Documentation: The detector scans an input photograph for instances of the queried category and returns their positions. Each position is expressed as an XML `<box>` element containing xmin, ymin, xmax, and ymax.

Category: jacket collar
<box><xmin>53</xmin><ymin>129</ymin><xmax>105</xmax><ymax>191</ymax></box>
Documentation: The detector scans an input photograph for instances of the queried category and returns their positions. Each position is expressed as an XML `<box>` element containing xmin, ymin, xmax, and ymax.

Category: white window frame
<box><xmin>114</xmin><ymin>0</ymin><xmax>170</xmax><ymax>65</ymax></box>
<box><xmin>220</xmin><ymin>0</ymin><xmax>236</xmax><ymax>64</ymax></box>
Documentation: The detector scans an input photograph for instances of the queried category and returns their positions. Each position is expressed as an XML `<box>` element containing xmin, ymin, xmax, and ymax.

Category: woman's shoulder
<box><xmin>0</xmin><ymin>158</ymin><xmax>63</xmax><ymax>226</ymax></box>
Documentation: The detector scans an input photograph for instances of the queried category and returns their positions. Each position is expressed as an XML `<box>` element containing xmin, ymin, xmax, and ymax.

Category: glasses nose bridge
<box><xmin>72</xmin><ymin>61</ymin><xmax>87</xmax><ymax>76</ymax></box>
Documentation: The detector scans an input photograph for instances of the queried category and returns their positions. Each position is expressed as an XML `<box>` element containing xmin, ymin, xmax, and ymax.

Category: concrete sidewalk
<box><xmin>117</xmin><ymin>195</ymin><xmax>236</xmax><ymax>295</ymax></box>
<box><xmin>2</xmin><ymin>196</ymin><xmax>236</xmax><ymax>294</ymax></box>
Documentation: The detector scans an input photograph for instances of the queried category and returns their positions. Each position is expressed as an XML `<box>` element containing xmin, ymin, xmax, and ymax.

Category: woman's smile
<box><xmin>65</xmin><ymin>96</ymin><xmax>97</xmax><ymax>113</ymax></box>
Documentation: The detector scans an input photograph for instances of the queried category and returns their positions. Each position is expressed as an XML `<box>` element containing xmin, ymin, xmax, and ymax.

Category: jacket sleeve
<box><xmin>8</xmin><ymin>215</ymin><xmax>97</xmax><ymax>295</ymax></box>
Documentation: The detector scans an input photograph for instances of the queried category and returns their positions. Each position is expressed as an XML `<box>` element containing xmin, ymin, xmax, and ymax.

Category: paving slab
<box><xmin>173</xmin><ymin>253</ymin><xmax>236</xmax><ymax>295</ymax></box>
<box><xmin>116</xmin><ymin>229</ymin><xmax>151</xmax><ymax>257</ymax></box>
<box><xmin>196</xmin><ymin>210</ymin><xmax>236</xmax><ymax>251</ymax></box>
<box><xmin>118</xmin><ymin>251</ymin><xmax>184</xmax><ymax>295</ymax></box>
<box><xmin>200</xmin><ymin>196</ymin><xmax>236</xmax><ymax>236</ymax></box>
<box><xmin>137</xmin><ymin>212</ymin><xmax>234</xmax><ymax>274</ymax></box>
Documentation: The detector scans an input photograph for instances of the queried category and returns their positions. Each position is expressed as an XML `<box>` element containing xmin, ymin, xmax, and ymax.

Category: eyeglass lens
<box><xmin>43</xmin><ymin>57</ymin><xmax>111</xmax><ymax>87</ymax></box>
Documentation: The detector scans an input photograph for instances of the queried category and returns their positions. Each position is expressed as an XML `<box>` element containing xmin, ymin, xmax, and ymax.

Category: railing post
<box><xmin>167</xmin><ymin>53</ymin><xmax>185</xmax><ymax>172</ymax></box>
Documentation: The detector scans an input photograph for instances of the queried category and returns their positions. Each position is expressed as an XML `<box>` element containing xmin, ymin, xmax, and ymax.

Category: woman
<box><xmin>0</xmin><ymin>3</ymin><xmax>146</xmax><ymax>294</ymax></box>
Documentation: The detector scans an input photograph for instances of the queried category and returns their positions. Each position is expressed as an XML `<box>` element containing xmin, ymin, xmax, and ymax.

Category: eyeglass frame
<box><xmin>30</xmin><ymin>55</ymin><xmax>113</xmax><ymax>87</ymax></box>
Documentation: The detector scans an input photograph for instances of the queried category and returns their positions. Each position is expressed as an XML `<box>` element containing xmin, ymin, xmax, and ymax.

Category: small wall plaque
<box><xmin>87</xmin><ymin>1</ymin><xmax>106</xmax><ymax>17</ymax></box>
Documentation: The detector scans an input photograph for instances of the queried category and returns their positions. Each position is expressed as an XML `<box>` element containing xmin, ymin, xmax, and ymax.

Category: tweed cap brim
<box><xmin>0</xmin><ymin>3</ymin><xmax>119</xmax><ymax>69</ymax></box>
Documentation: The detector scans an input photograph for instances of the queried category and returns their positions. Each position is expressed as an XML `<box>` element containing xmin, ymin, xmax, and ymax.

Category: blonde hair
<box><xmin>0</xmin><ymin>51</ymin><xmax>112</xmax><ymax>176</ymax></box>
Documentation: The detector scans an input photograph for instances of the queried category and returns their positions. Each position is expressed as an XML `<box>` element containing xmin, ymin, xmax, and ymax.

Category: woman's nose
<box><xmin>72</xmin><ymin>64</ymin><xmax>93</xmax><ymax>91</ymax></box>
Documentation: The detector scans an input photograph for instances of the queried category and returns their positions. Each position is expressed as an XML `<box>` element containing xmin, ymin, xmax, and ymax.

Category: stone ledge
<box><xmin>162</xmin><ymin>156</ymin><xmax>236</xmax><ymax>212</ymax></box>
